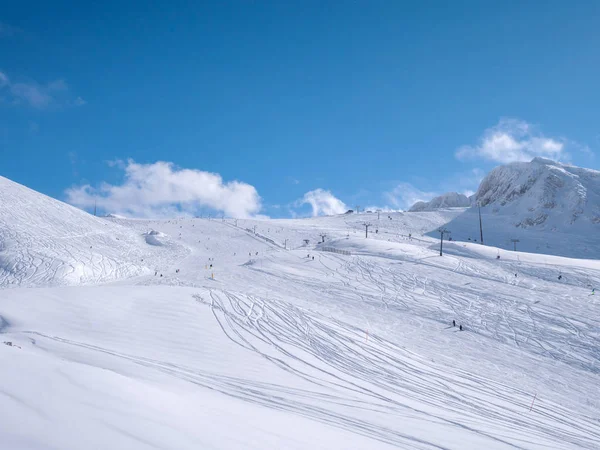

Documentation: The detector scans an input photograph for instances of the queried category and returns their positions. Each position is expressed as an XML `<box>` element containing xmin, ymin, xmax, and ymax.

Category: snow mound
<box><xmin>409</xmin><ymin>192</ymin><xmax>471</xmax><ymax>211</ymax></box>
<box><xmin>143</xmin><ymin>230</ymin><xmax>166</xmax><ymax>246</ymax></box>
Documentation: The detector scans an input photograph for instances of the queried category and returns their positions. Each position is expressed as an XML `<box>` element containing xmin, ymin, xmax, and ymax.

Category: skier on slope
<box><xmin>459</xmin><ymin>325</ymin><xmax>463</xmax><ymax>331</ymax></box>
<box><xmin>452</xmin><ymin>320</ymin><xmax>456</xmax><ymax>327</ymax></box>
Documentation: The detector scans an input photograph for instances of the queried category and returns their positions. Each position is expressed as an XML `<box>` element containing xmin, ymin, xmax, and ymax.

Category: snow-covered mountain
<box><xmin>474</xmin><ymin>157</ymin><xmax>600</xmax><ymax>229</ymax></box>
<box><xmin>409</xmin><ymin>158</ymin><xmax>600</xmax><ymax>258</ymax></box>
<box><xmin>409</xmin><ymin>192</ymin><xmax>471</xmax><ymax>211</ymax></box>
<box><xmin>412</xmin><ymin>158</ymin><xmax>600</xmax><ymax>229</ymax></box>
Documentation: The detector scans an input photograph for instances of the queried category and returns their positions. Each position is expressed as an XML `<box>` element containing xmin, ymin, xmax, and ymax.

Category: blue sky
<box><xmin>1</xmin><ymin>1</ymin><xmax>599</xmax><ymax>218</ymax></box>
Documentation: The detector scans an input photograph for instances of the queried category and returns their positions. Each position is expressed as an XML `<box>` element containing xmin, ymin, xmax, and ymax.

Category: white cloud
<box><xmin>0</xmin><ymin>71</ymin><xmax>84</xmax><ymax>109</ymax></box>
<box><xmin>10</xmin><ymin>82</ymin><xmax>53</xmax><ymax>108</ymax></box>
<box><xmin>74</xmin><ymin>96</ymin><xmax>87</xmax><ymax>106</ymax></box>
<box><xmin>0</xmin><ymin>71</ymin><xmax>8</xmax><ymax>88</ymax></box>
<box><xmin>384</xmin><ymin>183</ymin><xmax>438</xmax><ymax>210</ymax></box>
<box><xmin>456</xmin><ymin>118</ymin><xmax>567</xmax><ymax>163</ymax></box>
<box><xmin>66</xmin><ymin>160</ymin><xmax>262</xmax><ymax>218</ymax></box>
<box><xmin>105</xmin><ymin>159</ymin><xmax>126</xmax><ymax>168</ymax></box>
<box><xmin>297</xmin><ymin>189</ymin><xmax>347</xmax><ymax>216</ymax></box>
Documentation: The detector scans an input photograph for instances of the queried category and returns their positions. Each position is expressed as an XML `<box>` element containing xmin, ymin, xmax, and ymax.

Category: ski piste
<box><xmin>1</xmin><ymin>174</ymin><xmax>600</xmax><ymax>449</ymax></box>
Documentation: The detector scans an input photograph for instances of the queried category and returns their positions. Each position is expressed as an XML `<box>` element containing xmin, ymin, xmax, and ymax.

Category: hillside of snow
<box><xmin>0</xmin><ymin>176</ymin><xmax>187</xmax><ymax>287</ymax></box>
<box><xmin>409</xmin><ymin>192</ymin><xmax>471</xmax><ymax>212</ymax></box>
<box><xmin>1</xmin><ymin>176</ymin><xmax>600</xmax><ymax>449</ymax></box>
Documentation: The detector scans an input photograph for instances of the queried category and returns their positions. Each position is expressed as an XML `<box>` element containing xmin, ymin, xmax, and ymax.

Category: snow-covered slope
<box><xmin>0</xmin><ymin>176</ymin><xmax>187</xmax><ymax>287</ymax></box>
<box><xmin>409</xmin><ymin>192</ymin><xmax>471</xmax><ymax>212</ymax></box>
<box><xmin>2</xmin><ymin>176</ymin><xmax>600</xmax><ymax>449</ymax></box>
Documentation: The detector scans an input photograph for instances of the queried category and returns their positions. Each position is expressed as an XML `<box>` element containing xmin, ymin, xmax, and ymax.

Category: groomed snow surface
<box><xmin>1</xmin><ymin>177</ymin><xmax>600</xmax><ymax>449</ymax></box>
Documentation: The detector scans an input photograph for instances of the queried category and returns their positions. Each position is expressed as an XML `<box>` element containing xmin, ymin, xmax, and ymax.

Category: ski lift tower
<box><xmin>511</xmin><ymin>239</ymin><xmax>520</xmax><ymax>251</ymax></box>
<box><xmin>364</xmin><ymin>223</ymin><xmax>372</xmax><ymax>238</ymax></box>
<box><xmin>438</xmin><ymin>227</ymin><xmax>450</xmax><ymax>256</ymax></box>
<box><xmin>478</xmin><ymin>202</ymin><xmax>484</xmax><ymax>245</ymax></box>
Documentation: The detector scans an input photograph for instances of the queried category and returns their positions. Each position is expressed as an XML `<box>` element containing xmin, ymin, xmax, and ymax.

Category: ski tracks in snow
<box><xmin>190</xmin><ymin>289</ymin><xmax>600</xmax><ymax>449</ymax></box>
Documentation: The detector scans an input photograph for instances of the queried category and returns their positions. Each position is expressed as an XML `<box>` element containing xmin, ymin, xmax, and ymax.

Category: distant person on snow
<box><xmin>459</xmin><ymin>325</ymin><xmax>463</xmax><ymax>331</ymax></box>
<box><xmin>312</xmin><ymin>256</ymin><xmax>315</xmax><ymax>260</ymax></box>
<box><xmin>558</xmin><ymin>275</ymin><xmax>562</xmax><ymax>280</ymax></box>
<box><xmin>452</xmin><ymin>320</ymin><xmax>456</xmax><ymax>327</ymax></box>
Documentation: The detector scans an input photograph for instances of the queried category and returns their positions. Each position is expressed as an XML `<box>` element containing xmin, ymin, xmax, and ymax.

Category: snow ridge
<box><xmin>409</xmin><ymin>192</ymin><xmax>471</xmax><ymax>212</ymax></box>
